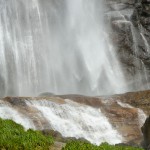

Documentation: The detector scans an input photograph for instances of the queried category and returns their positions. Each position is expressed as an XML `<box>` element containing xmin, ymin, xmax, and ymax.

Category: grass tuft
<box><xmin>0</xmin><ymin>118</ymin><xmax>54</xmax><ymax>150</ymax></box>
<box><xmin>62</xmin><ymin>141</ymin><xmax>144</xmax><ymax>150</ymax></box>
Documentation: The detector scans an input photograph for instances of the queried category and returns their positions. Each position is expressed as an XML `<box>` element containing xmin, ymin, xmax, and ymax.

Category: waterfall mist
<box><xmin>0</xmin><ymin>0</ymin><xmax>127</xmax><ymax>97</ymax></box>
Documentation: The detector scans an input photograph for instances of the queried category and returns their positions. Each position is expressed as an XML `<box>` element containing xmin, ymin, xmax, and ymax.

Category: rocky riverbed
<box><xmin>1</xmin><ymin>90</ymin><xmax>150</xmax><ymax>145</ymax></box>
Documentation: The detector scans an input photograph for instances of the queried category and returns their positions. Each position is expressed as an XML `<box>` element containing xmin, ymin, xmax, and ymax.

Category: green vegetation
<box><xmin>0</xmin><ymin>118</ymin><xmax>145</xmax><ymax>150</ymax></box>
<box><xmin>62</xmin><ymin>141</ymin><xmax>144</xmax><ymax>150</ymax></box>
<box><xmin>0</xmin><ymin>118</ymin><xmax>54</xmax><ymax>150</ymax></box>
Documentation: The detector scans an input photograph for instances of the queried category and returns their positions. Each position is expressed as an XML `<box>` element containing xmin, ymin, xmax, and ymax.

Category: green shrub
<box><xmin>62</xmin><ymin>141</ymin><xmax>144</xmax><ymax>150</ymax></box>
<box><xmin>0</xmin><ymin>118</ymin><xmax>54</xmax><ymax>150</ymax></box>
<box><xmin>0</xmin><ymin>118</ymin><xmax>144</xmax><ymax>150</ymax></box>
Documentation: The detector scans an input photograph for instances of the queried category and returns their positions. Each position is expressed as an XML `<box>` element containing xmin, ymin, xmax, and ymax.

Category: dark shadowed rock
<box><xmin>141</xmin><ymin>116</ymin><xmax>150</xmax><ymax>149</ymax></box>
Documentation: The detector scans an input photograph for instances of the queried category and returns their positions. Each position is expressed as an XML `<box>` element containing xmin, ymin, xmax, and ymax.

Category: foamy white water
<box><xmin>0</xmin><ymin>103</ymin><xmax>35</xmax><ymax>130</ymax></box>
<box><xmin>0</xmin><ymin>0</ymin><xmax>127</xmax><ymax>97</ymax></box>
<box><xmin>26</xmin><ymin>99</ymin><xmax>122</xmax><ymax>145</ymax></box>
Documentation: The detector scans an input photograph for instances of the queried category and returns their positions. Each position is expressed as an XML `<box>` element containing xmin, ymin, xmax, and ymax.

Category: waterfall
<box><xmin>26</xmin><ymin>99</ymin><xmax>122</xmax><ymax>145</ymax></box>
<box><xmin>0</xmin><ymin>0</ymin><xmax>127</xmax><ymax>97</ymax></box>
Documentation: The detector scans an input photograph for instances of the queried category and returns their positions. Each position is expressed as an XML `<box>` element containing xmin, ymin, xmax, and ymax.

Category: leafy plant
<box><xmin>62</xmin><ymin>141</ymin><xmax>144</xmax><ymax>150</ymax></box>
<box><xmin>0</xmin><ymin>118</ymin><xmax>54</xmax><ymax>150</ymax></box>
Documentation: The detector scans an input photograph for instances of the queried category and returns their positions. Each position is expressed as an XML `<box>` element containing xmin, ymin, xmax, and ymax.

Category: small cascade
<box><xmin>141</xmin><ymin>33</ymin><xmax>150</xmax><ymax>55</ymax></box>
<box><xmin>130</xmin><ymin>23</ymin><xmax>139</xmax><ymax>57</ymax></box>
<box><xmin>0</xmin><ymin>100</ymin><xmax>35</xmax><ymax>130</ymax></box>
<box><xmin>25</xmin><ymin>99</ymin><xmax>122</xmax><ymax>145</ymax></box>
<box><xmin>117</xmin><ymin>101</ymin><xmax>147</xmax><ymax>128</ymax></box>
<box><xmin>137</xmin><ymin>109</ymin><xmax>147</xmax><ymax>128</ymax></box>
<box><xmin>117</xmin><ymin>101</ymin><xmax>133</xmax><ymax>109</ymax></box>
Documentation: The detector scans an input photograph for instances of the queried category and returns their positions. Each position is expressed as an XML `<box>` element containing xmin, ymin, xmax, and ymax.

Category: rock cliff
<box><xmin>105</xmin><ymin>0</ymin><xmax>150</xmax><ymax>91</ymax></box>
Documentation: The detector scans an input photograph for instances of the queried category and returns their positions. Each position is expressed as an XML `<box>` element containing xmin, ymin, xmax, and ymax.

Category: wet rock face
<box><xmin>110</xmin><ymin>90</ymin><xmax>150</xmax><ymax>115</ymax></box>
<box><xmin>105</xmin><ymin>0</ymin><xmax>150</xmax><ymax>91</ymax></box>
<box><xmin>60</xmin><ymin>94</ymin><xmax>144</xmax><ymax>145</ymax></box>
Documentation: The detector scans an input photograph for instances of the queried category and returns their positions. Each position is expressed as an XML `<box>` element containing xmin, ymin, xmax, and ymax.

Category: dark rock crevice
<box><xmin>141</xmin><ymin>116</ymin><xmax>150</xmax><ymax>149</ymax></box>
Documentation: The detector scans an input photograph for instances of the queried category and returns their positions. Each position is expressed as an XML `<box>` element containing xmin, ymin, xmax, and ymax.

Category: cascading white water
<box><xmin>0</xmin><ymin>102</ymin><xmax>35</xmax><ymax>129</ymax></box>
<box><xmin>0</xmin><ymin>97</ymin><xmax>147</xmax><ymax>145</ymax></box>
<box><xmin>0</xmin><ymin>0</ymin><xmax>127</xmax><ymax>97</ymax></box>
<box><xmin>0</xmin><ymin>98</ymin><xmax>122</xmax><ymax>145</ymax></box>
<box><xmin>25</xmin><ymin>99</ymin><xmax>123</xmax><ymax>145</ymax></box>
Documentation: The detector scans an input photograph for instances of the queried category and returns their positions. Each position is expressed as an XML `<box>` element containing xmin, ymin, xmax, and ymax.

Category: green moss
<box><xmin>0</xmin><ymin>118</ymin><xmax>54</xmax><ymax>150</ymax></box>
<box><xmin>62</xmin><ymin>141</ymin><xmax>144</xmax><ymax>150</ymax></box>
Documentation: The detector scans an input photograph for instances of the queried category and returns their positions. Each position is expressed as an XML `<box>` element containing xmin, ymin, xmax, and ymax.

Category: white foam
<box><xmin>26</xmin><ymin>100</ymin><xmax>122</xmax><ymax>145</ymax></box>
<box><xmin>117</xmin><ymin>101</ymin><xmax>133</xmax><ymax>108</ymax></box>
<box><xmin>0</xmin><ymin>104</ymin><xmax>35</xmax><ymax>130</ymax></box>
